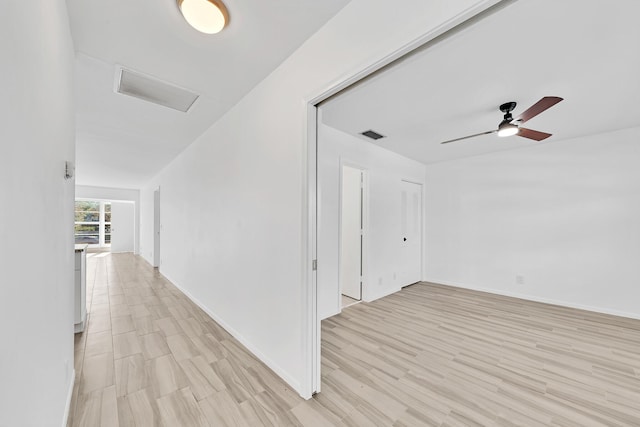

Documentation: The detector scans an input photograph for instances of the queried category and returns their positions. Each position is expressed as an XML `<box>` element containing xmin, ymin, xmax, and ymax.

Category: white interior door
<box><xmin>153</xmin><ymin>189</ymin><xmax>161</xmax><ymax>267</ymax></box>
<box><xmin>111</xmin><ymin>201</ymin><xmax>135</xmax><ymax>253</ymax></box>
<box><xmin>340</xmin><ymin>165</ymin><xmax>363</xmax><ymax>300</ymax></box>
<box><xmin>400</xmin><ymin>180</ymin><xmax>422</xmax><ymax>286</ymax></box>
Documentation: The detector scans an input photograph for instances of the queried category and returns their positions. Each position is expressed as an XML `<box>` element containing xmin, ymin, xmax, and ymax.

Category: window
<box><xmin>105</xmin><ymin>203</ymin><xmax>111</xmax><ymax>244</ymax></box>
<box><xmin>75</xmin><ymin>200</ymin><xmax>111</xmax><ymax>247</ymax></box>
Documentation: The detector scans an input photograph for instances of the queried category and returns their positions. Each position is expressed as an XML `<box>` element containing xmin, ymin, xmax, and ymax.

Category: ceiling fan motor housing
<box><xmin>499</xmin><ymin>101</ymin><xmax>517</xmax><ymax>124</ymax></box>
<box><xmin>499</xmin><ymin>101</ymin><xmax>517</xmax><ymax>114</ymax></box>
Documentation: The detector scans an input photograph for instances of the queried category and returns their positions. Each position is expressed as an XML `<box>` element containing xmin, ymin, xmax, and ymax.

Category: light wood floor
<box><xmin>69</xmin><ymin>253</ymin><xmax>640</xmax><ymax>426</ymax></box>
<box><xmin>341</xmin><ymin>294</ymin><xmax>359</xmax><ymax>308</ymax></box>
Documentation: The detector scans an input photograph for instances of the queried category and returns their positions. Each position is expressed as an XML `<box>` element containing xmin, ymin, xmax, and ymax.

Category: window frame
<box><xmin>75</xmin><ymin>199</ymin><xmax>111</xmax><ymax>248</ymax></box>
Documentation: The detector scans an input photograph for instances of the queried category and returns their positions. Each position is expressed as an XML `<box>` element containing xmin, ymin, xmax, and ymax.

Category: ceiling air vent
<box><xmin>360</xmin><ymin>130</ymin><xmax>386</xmax><ymax>140</ymax></box>
<box><xmin>115</xmin><ymin>67</ymin><xmax>199</xmax><ymax>112</ymax></box>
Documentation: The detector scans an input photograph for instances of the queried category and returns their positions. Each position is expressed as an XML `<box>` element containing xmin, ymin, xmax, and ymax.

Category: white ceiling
<box><xmin>320</xmin><ymin>0</ymin><xmax>640</xmax><ymax>165</ymax></box>
<box><xmin>67</xmin><ymin>0</ymin><xmax>349</xmax><ymax>188</ymax></box>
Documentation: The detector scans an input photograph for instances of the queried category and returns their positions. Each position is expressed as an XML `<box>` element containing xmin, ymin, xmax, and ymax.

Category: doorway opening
<box><xmin>400</xmin><ymin>180</ymin><xmax>423</xmax><ymax>287</ymax></box>
<box><xmin>339</xmin><ymin>165</ymin><xmax>366</xmax><ymax>308</ymax></box>
<box><xmin>153</xmin><ymin>188</ymin><xmax>161</xmax><ymax>268</ymax></box>
<box><xmin>303</xmin><ymin>1</ymin><xmax>505</xmax><ymax>398</ymax></box>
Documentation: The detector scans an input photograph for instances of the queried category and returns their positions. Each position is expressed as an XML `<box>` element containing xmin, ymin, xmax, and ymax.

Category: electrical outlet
<box><xmin>516</xmin><ymin>275</ymin><xmax>525</xmax><ymax>285</ymax></box>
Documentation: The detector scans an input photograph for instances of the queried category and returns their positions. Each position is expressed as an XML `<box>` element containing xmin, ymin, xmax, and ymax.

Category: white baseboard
<box><xmin>62</xmin><ymin>369</ymin><xmax>75</xmax><ymax>427</ymax></box>
<box><xmin>321</xmin><ymin>308</ymin><xmax>341</xmax><ymax>320</ymax></box>
<box><xmin>364</xmin><ymin>286</ymin><xmax>402</xmax><ymax>303</ymax></box>
<box><xmin>424</xmin><ymin>277</ymin><xmax>640</xmax><ymax>321</ymax></box>
<box><xmin>141</xmin><ymin>252</ymin><xmax>153</xmax><ymax>267</ymax></box>
<box><xmin>323</xmin><ymin>285</ymin><xmax>402</xmax><ymax>319</ymax></box>
<box><xmin>160</xmin><ymin>272</ymin><xmax>302</xmax><ymax>397</ymax></box>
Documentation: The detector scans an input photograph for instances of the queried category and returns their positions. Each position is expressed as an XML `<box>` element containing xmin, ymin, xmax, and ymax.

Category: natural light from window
<box><xmin>75</xmin><ymin>200</ymin><xmax>111</xmax><ymax>247</ymax></box>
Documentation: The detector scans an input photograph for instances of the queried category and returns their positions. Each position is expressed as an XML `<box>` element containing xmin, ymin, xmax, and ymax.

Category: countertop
<box><xmin>75</xmin><ymin>244</ymin><xmax>89</xmax><ymax>252</ymax></box>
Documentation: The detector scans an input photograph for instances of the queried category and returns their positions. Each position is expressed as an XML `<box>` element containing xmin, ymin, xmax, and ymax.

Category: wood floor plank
<box><xmin>139</xmin><ymin>332</ymin><xmax>171</xmax><ymax>360</ymax></box>
<box><xmin>157</xmin><ymin>387</ymin><xmax>211</xmax><ymax>427</ymax></box>
<box><xmin>73</xmin><ymin>385</ymin><xmax>119</xmax><ymax>427</ymax></box>
<box><xmin>111</xmin><ymin>314</ymin><xmax>135</xmax><ymax>335</ymax></box>
<box><xmin>124</xmin><ymin>387</ymin><xmax>163</xmax><ymax>427</ymax></box>
<box><xmin>79</xmin><ymin>352</ymin><xmax>115</xmax><ymax>395</ymax></box>
<box><xmin>166</xmin><ymin>333</ymin><xmax>200</xmax><ymax>361</ymax></box>
<box><xmin>198</xmin><ymin>389</ymin><xmax>247</xmax><ymax>427</ymax></box>
<box><xmin>146</xmin><ymin>353</ymin><xmax>189</xmax><ymax>398</ymax></box>
<box><xmin>113</xmin><ymin>331</ymin><xmax>143</xmax><ymax>359</ymax></box>
<box><xmin>154</xmin><ymin>316</ymin><xmax>183</xmax><ymax>338</ymax></box>
<box><xmin>84</xmin><ymin>330</ymin><xmax>113</xmax><ymax>359</ymax></box>
<box><xmin>115</xmin><ymin>353</ymin><xmax>148</xmax><ymax>397</ymax></box>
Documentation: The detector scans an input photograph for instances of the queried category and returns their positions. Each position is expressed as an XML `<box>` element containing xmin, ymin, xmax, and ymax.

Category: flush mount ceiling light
<box><xmin>177</xmin><ymin>0</ymin><xmax>229</xmax><ymax>34</ymax></box>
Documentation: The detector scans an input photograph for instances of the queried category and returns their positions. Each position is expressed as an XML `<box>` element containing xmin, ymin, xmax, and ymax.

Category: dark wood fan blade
<box><xmin>518</xmin><ymin>128</ymin><xmax>552</xmax><ymax>141</ymax></box>
<box><xmin>440</xmin><ymin>130</ymin><xmax>496</xmax><ymax>144</ymax></box>
<box><xmin>515</xmin><ymin>96</ymin><xmax>563</xmax><ymax>124</ymax></box>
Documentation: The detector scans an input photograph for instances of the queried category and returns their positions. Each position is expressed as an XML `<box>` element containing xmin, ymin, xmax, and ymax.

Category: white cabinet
<box><xmin>74</xmin><ymin>244</ymin><xmax>87</xmax><ymax>333</ymax></box>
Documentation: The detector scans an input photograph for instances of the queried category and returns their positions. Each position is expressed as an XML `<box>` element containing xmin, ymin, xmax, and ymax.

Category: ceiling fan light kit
<box><xmin>177</xmin><ymin>0</ymin><xmax>229</xmax><ymax>34</ymax></box>
<box><xmin>440</xmin><ymin>96</ymin><xmax>563</xmax><ymax>144</ymax></box>
<box><xmin>497</xmin><ymin>121</ymin><xmax>519</xmax><ymax>137</ymax></box>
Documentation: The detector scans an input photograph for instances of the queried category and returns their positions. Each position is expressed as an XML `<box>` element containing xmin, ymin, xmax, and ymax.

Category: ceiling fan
<box><xmin>440</xmin><ymin>96</ymin><xmax>563</xmax><ymax>145</ymax></box>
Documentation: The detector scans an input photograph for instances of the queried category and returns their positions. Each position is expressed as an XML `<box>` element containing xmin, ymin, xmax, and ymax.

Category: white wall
<box><xmin>140</xmin><ymin>181</ymin><xmax>160</xmax><ymax>266</ymax></box>
<box><xmin>111</xmin><ymin>201</ymin><xmax>136</xmax><ymax>253</ymax></box>
<box><xmin>318</xmin><ymin>124</ymin><xmax>426</xmax><ymax>319</ymax></box>
<box><xmin>0</xmin><ymin>1</ymin><xmax>76</xmax><ymax>425</ymax></box>
<box><xmin>139</xmin><ymin>0</ymin><xmax>500</xmax><ymax>396</ymax></box>
<box><xmin>76</xmin><ymin>185</ymin><xmax>140</xmax><ymax>254</ymax></box>
<box><xmin>424</xmin><ymin>126</ymin><xmax>640</xmax><ymax>319</ymax></box>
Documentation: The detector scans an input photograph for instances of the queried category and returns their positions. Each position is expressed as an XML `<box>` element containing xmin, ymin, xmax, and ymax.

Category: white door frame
<box><xmin>400</xmin><ymin>179</ymin><xmax>424</xmax><ymax>285</ymax></box>
<box><xmin>300</xmin><ymin>1</ymin><xmax>504</xmax><ymax>398</ymax></box>
<box><xmin>153</xmin><ymin>188</ymin><xmax>161</xmax><ymax>268</ymax></box>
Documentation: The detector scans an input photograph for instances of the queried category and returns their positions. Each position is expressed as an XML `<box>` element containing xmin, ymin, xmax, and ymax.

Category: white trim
<box><xmin>62</xmin><ymin>369</ymin><xmax>75</xmax><ymax>427</ymax></box>
<box><xmin>421</xmin><ymin>181</ymin><xmax>428</xmax><ymax>284</ymax></box>
<box><xmin>141</xmin><ymin>251</ymin><xmax>154</xmax><ymax>267</ymax></box>
<box><xmin>162</xmin><ymin>272</ymin><xmax>302</xmax><ymax>395</ymax></box>
<box><xmin>153</xmin><ymin>187</ymin><xmax>161</xmax><ymax>268</ymax></box>
<box><xmin>300</xmin><ymin>103</ymin><xmax>319</xmax><ymax>398</ymax></box>
<box><xmin>400</xmin><ymin>178</ymin><xmax>425</xmax><ymax>186</ymax></box>
<box><xmin>301</xmin><ymin>0</ymin><xmax>506</xmax><ymax>401</ymax></box>
<box><xmin>364</xmin><ymin>286</ymin><xmax>403</xmax><ymax>303</ymax></box>
<box><xmin>425</xmin><ymin>278</ymin><xmax>640</xmax><ymax>321</ymax></box>
<box><xmin>303</xmin><ymin>0</ymin><xmax>504</xmax><ymax>107</ymax></box>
